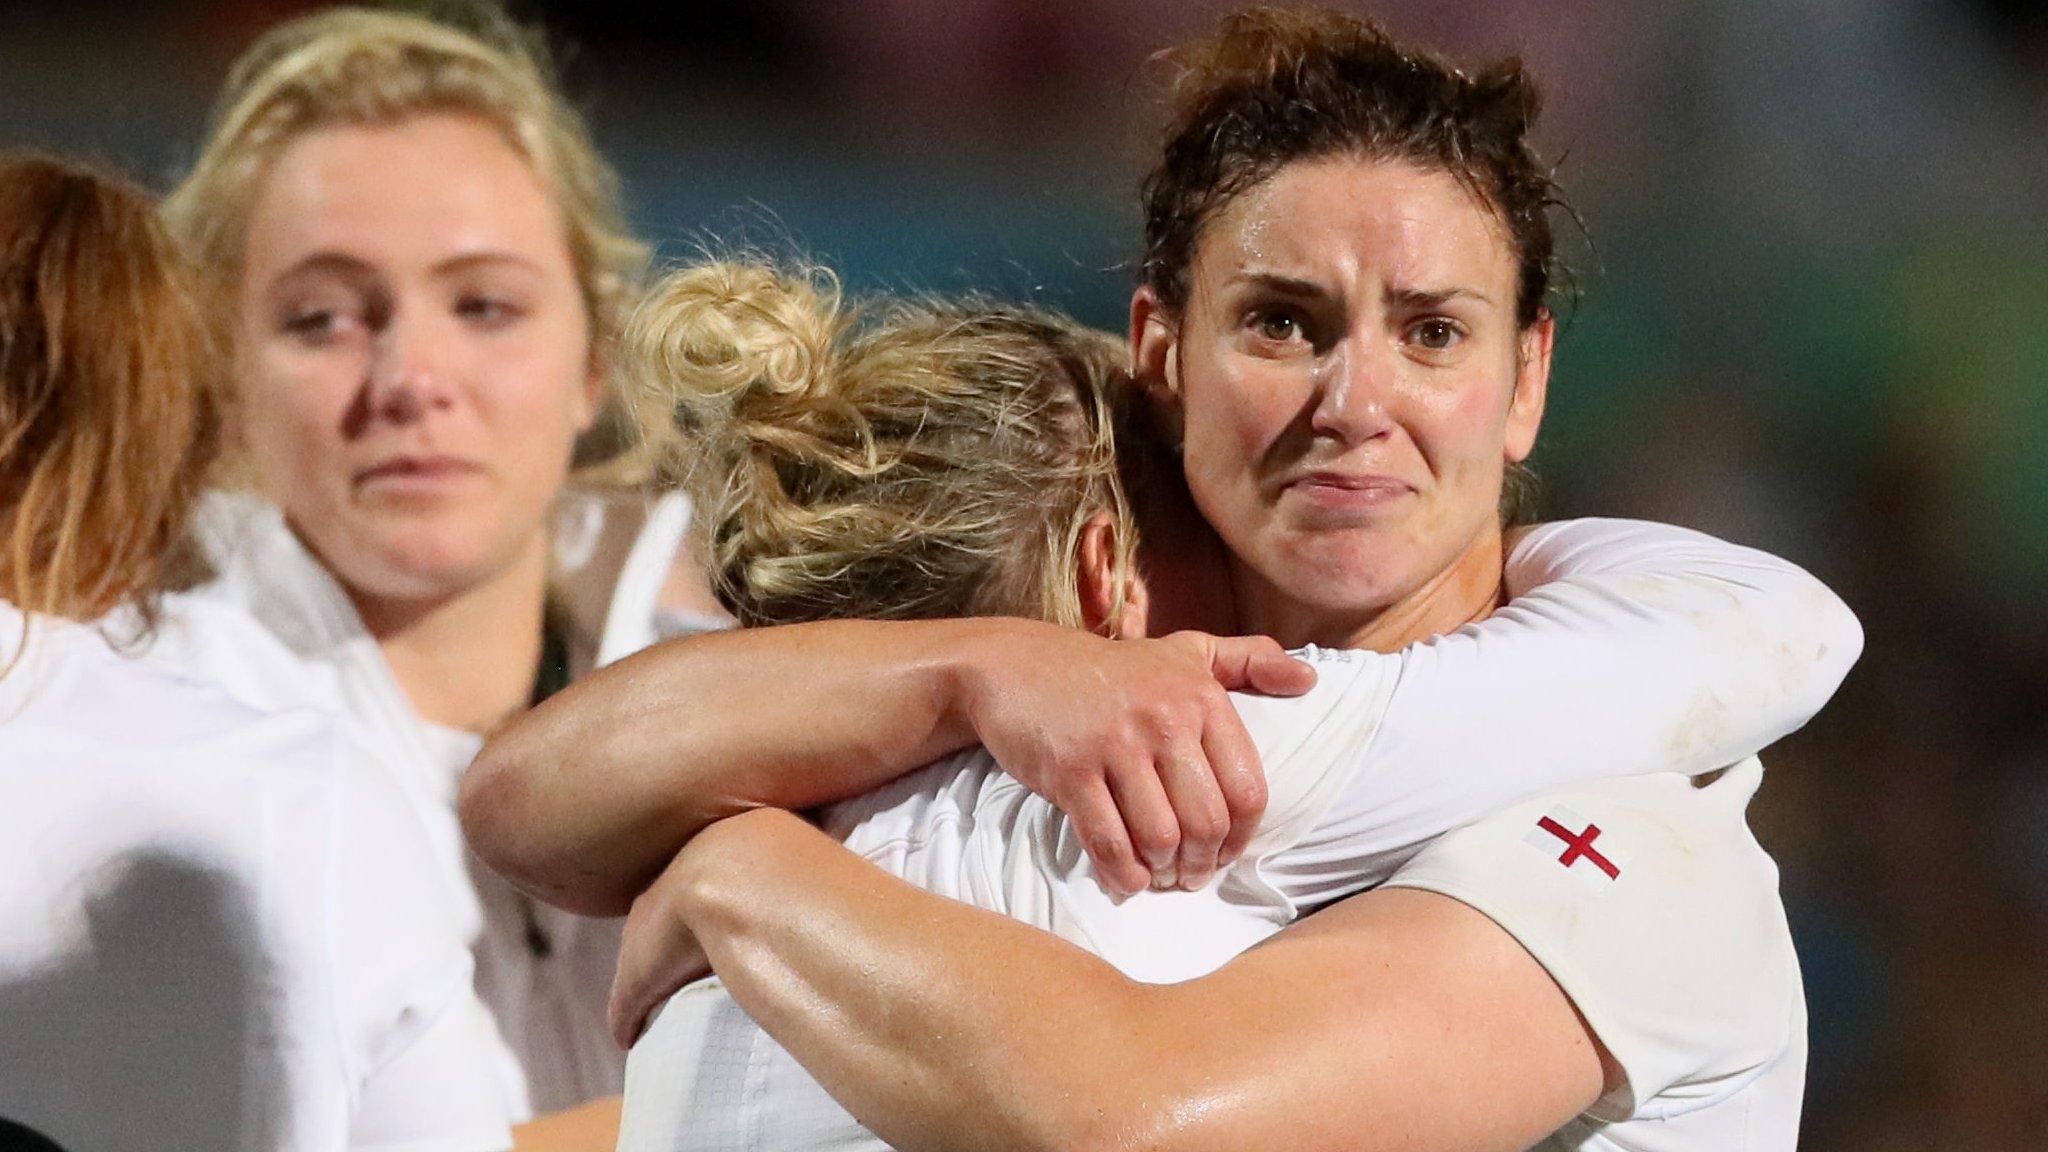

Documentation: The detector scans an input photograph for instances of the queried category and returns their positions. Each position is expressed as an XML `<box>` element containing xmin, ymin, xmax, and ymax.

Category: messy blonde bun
<box><xmin>629</xmin><ymin>261</ymin><xmax>1136</xmax><ymax>629</ymax></box>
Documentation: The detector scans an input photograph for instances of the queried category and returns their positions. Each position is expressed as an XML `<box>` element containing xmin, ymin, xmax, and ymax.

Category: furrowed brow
<box><xmin>1385</xmin><ymin>283</ymin><xmax>1494</xmax><ymax>310</ymax></box>
<box><xmin>1226</xmin><ymin>270</ymin><xmax>1329</xmax><ymax>298</ymax></box>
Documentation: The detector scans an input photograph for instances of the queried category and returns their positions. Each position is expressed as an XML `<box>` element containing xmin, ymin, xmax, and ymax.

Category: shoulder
<box><xmin>3</xmin><ymin>605</ymin><xmax>337</xmax><ymax>764</ymax></box>
<box><xmin>1222</xmin><ymin>645</ymin><xmax>1403</xmax><ymax>860</ymax></box>
<box><xmin>1</xmin><ymin>606</ymin><xmax>346</xmax><ymax>919</ymax></box>
<box><xmin>188</xmin><ymin>491</ymin><xmax>372</xmax><ymax>672</ymax></box>
<box><xmin>1227</xmin><ymin>645</ymin><xmax>1401</xmax><ymax>775</ymax></box>
<box><xmin>1383</xmin><ymin>762</ymin><xmax>1802</xmax><ymax>1122</ymax></box>
<box><xmin>1506</xmin><ymin>516</ymin><xmax>1734</xmax><ymax>567</ymax></box>
<box><xmin>829</xmin><ymin>750</ymin><xmax>1022</xmax><ymax>884</ymax></box>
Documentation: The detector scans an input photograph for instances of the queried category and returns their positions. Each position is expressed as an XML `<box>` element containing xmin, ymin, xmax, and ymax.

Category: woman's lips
<box><xmin>1283</xmin><ymin>470</ymin><xmax>1416</xmax><ymax>511</ymax></box>
<box><xmin>353</xmin><ymin>454</ymin><xmax>486</xmax><ymax>497</ymax></box>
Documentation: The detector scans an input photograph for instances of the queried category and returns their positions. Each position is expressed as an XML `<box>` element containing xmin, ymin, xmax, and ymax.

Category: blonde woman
<box><xmin>162</xmin><ymin>8</ymin><xmax>721</xmax><ymax>1117</ymax></box>
<box><xmin>0</xmin><ymin>154</ymin><xmax>515</xmax><ymax>1152</ymax></box>
<box><xmin>463</xmin><ymin>262</ymin><xmax>1860</xmax><ymax>1150</ymax></box>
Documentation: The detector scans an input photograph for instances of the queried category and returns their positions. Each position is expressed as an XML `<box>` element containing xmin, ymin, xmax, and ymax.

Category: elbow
<box><xmin>1700</xmin><ymin>556</ymin><xmax>1866</xmax><ymax>732</ymax></box>
<box><xmin>457</xmin><ymin>738</ymin><xmax>535</xmax><ymax>888</ymax></box>
<box><xmin>1781</xmin><ymin>575</ymin><xmax>1865</xmax><ymax>717</ymax></box>
<box><xmin>459</xmin><ymin>735</ymin><xmax>638</xmax><ymax>918</ymax></box>
<box><xmin>545</xmin><ymin>878</ymin><xmax>642</xmax><ymax>920</ymax></box>
<box><xmin>1818</xmin><ymin>584</ymin><xmax>1866</xmax><ymax>687</ymax></box>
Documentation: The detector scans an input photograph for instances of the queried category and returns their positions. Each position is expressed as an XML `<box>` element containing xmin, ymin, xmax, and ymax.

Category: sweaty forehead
<box><xmin>1194</xmin><ymin>156</ymin><xmax>1516</xmax><ymax>301</ymax></box>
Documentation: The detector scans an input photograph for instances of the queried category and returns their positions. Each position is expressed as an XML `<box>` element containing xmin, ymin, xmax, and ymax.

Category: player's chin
<box><xmin>339</xmin><ymin>521</ymin><xmax>530</xmax><ymax>602</ymax></box>
<box><xmin>1266</xmin><ymin>536</ymin><xmax>1413</xmax><ymax>617</ymax></box>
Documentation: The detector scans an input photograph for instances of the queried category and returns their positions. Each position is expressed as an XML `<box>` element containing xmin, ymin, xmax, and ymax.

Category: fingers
<box><xmin>1106</xmin><ymin>759</ymin><xmax>1182</xmax><ymax>893</ymax></box>
<box><xmin>1158</xmin><ymin>745</ymin><xmax>1230</xmax><ymax>890</ymax></box>
<box><xmin>607</xmin><ymin>927</ymin><xmax>664</xmax><ymax>1050</ymax></box>
<box><xmin>1200</xmin><ymin>692</ymin><xmax>1268</xmax><ymax>867</ymax></box>
<box><xmin>1064</xmin><ymin>778</ymin><xmax>1153</xmax><ymax>896</ymax></box>
<box><xmin>1247</xmin><ymin>644</ymin><xmax>1318</xmax><ymax>695</ymax></box>
<box><xmin>998</xmin><ymin>631</ymin><xmax>1304</xmax><ymax>898</ymax></box>
<box><xmin>607</xmin><ymin>937</ymin><xmax>650</xmax><ymax>1048</ymax></box>
<box><xmin>607</xmin><ymin>891</ymin><xmax>712</xmax><ymax>1049</ymax></box>
<box><xmin>607</xmin><ymin>967</ymin><xmax>651</xmax><ymax>1050</ymax></box>
<box><xmin>1205</xmin><ymin>635</ymin><xmax>1317</xmax><ymax>696</ymax></box>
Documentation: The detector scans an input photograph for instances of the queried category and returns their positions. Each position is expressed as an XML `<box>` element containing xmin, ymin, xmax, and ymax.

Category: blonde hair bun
<box><xmin>632</xmin><ymin>261</ymin><xmax>844</xmax><ymax>433</ymax></box>
<box><xmin>629</xmin><ymin>260</ymin><xmax>1135</xmax><ymax>630</ymax></box>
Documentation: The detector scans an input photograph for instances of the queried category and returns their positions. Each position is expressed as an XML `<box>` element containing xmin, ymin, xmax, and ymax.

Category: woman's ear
<box><xmin>1506</xmin><ymin>312</ymin><xmax>1554</xmax><ymax>465</ymax></box>
<box><xmin>1077</xmin><ymin>510</ymin><xmax>1148</xmax><ymax>639</ymax></box>
<box><xmin>1130</xmin><ymin>286</ymin><xmax>1184</xmax><ymax>451</ymax></box>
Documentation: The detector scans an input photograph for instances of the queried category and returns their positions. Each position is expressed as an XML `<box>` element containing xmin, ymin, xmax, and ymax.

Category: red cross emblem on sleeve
<box><xmin>1527</xmin><ymin>807</ymin><xmax>1621</xmax><ymax>879</ymax></box>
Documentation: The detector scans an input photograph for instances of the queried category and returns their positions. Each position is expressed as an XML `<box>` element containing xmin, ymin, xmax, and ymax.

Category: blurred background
<box><xmin>4</xmin><ymin>0</ymin><xmax>2044</xmax><ymax>1146</ymax></box>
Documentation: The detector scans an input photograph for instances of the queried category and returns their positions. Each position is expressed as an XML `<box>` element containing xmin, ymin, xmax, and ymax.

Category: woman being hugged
<box><xmin>163</xmin><ymin>6</ymin><xmax>719</xmax><ymax>1117</ymax></box>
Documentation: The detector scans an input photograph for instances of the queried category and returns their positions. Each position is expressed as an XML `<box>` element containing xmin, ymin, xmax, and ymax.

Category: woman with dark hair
<box><xmin>470</xmin><ymin>10</ymin><xmax>1851</xmax><ymax>1150</ymax></box>
<box><xmin>0</xmin><ymin>154</ymin><xmax>515</xmax><ymax>1151</ymax></box>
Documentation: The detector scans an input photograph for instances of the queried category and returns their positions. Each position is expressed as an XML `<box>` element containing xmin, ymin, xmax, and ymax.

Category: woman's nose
<box><xmin>364</xmin><ymin>317</ymin><xmax>454</xmax><ymax>423</ymax></box>
<box><xmin>1308</xmin><ymin>341</ymin><xmax>1396</xmax><ymax>446</ymax></box>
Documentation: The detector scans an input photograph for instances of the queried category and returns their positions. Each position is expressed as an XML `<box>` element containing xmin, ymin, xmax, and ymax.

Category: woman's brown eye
<box><xmin>1411</xmin><ymin>318</ymin><xmax>1460</xmax><ymax>350</ymax></box>
<box><xmin>1255</xmin><ymin>311</ymin><xmax>1300</xmax><ymax>341</ymax></box>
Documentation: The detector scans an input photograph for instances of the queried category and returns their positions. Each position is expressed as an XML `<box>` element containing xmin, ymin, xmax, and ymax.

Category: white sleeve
<box><xmin>1379</xmin><ymin>762</ymin><xmax>1804</xmax><ymax>1122</ymax></box>
<box><xmin>1264</xmin><ymin>517</ymin><xmax>1862</xmax><ymax>906</ymax></box>
<box><xmin>331</xmin><ymin>744</ymin><xmax>518</xmax><ymax>1152</ymax></box>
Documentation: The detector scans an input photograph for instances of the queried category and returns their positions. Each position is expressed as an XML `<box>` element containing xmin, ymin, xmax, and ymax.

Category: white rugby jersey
<box><xmin>0</xmin><ymin>601</ymin><xmax>515</xmax><ymax>1152</ymax></box>
<box><xmin>194</xmin><ymin>487</ymin><xmax>697</xmax><ymax>1116</ymax></box>
<box><xmin>1384</xmin><ymin>760</ymin><xmax>1804</xmax><ymax>1151</ymax></box>
<box><xmin>620</xmin><ymin>518</ymin><xmax>1859</xmax><ymax>1152</ymax></box>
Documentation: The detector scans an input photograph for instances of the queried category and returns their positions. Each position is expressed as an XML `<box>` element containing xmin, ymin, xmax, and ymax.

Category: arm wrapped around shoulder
<box><xmin>1499</xmin><ymin>517</ymin><xmax>1864</xmax><ymax>773</ymax></box>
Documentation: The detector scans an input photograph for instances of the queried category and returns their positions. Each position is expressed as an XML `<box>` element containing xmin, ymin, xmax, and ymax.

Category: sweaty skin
<box><xmin>1136</xmin><ymin>158</ymin><xmax>1551</xmax><ymax>652</ymax></box>
<box><xmin>587</xmin><ymin>156</ymin><xmax>1852</xmax><ymax>1151</ymax></box>
<box><xmin>622</xmin><ymin>806</ymin><xmax>1613</xmax><ymax>1152</ymax></box>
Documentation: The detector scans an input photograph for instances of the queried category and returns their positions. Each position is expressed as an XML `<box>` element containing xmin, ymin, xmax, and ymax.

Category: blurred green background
<box><xmin>5</xmin><ymin>1</ymin><xmax>2045</xmax><ymax>1145</ymax></box>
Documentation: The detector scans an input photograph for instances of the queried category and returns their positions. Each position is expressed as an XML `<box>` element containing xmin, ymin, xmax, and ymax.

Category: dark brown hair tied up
<box><xmin>1141</xmin><ymin>7</ymin><xmax>1567</xmax><ymax>328</ymax></box>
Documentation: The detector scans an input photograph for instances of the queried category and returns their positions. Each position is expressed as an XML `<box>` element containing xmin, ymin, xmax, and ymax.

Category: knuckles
<box><xmin>1084</xmin><ymin>830</ymin><xmax>1132</xmax><ymax>867</ymax></box>
<box><xmin>1183</xmin><ymin>807</ymin><xmax>1230</xmax><ymax>843</ymax></box>
<box><xmin>1133</xmin><ymin>821</ymin><xmax>1182</xmax><ymax>856</ymax></box>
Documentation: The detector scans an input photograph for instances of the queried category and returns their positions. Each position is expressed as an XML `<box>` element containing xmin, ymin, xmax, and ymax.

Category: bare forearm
<box><xmin>673</xmin><ymin>811</ymin><xmax>1167</xmax><ymax>1152</ymax></box>
<box><xmin>466</xmin><ymin>619</ymin><xmax>1308</xmax><ymax>914</ymax></box>
<box><xmin>462</xmin><ymin>619</ymin><xmax>993</xmax><ymax>915</ymax></box>
<box><xmin>673</xmin><ymin>811</ymin><xmax>1598</xmax><ymax>1152</ymax></box>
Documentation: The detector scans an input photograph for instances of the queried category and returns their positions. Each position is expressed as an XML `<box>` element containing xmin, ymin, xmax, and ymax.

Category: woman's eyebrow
<box><xmin>433</xmin><ymin>251</ymin><xmax>546</xmax><ymax>277</ymax></box>
<box><xmin>1385</xmin><ymin>283</ymin><xmax>1494</xmax><ymax>309</ymax></box>
<box><xmin>1225</xmin><ymin>269</ymin><xmax>1327</xmax><ymax>298</ymax></box>
<box><xmin>269</xmin><ymin>250</ymin><xmax>377</xmax><ymax>286</ymax></box>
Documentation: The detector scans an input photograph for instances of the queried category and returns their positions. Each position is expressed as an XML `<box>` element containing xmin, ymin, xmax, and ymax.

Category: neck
<box><xmin>1236</xmin><ymin>522</ymin><xmax>1507</xmax><ymax>654</ymax></box>
<box><xmin>350</xmin><ymin>538</ymin><xmax>549</xmax><ymax>735</ymax></box>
